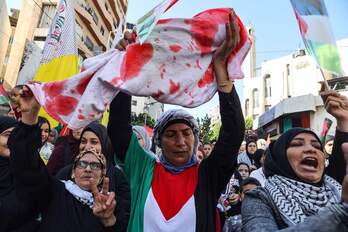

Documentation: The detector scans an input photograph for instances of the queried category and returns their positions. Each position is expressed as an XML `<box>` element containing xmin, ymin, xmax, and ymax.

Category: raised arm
<box><xmin>107</xmin><ymin>91</ymin><xmax>133</xmax><ymax>162</ymax></box>
<box><xmin>200</xmin><ymin>12</ymin><xmax>245</xmax><ymax>192</ymax></box>
<box><xmin>320</xmin><ymin>88</ymin><xmax>348</xmax><ymax>183</ymax></box>
<box><xmin>8</xmin><ymin>86</ymin><xmax>52</xmax><ymax>210</ymax></box>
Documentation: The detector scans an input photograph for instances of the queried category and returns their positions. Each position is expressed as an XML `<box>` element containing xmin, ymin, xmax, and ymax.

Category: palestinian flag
<box><xmin>290</xmin><ymin>0</ymin><xmax>342</xmax><ymax>76</ymax></box>
<box><xmin>0</xmin><ymin>84</ymin><xmax>9</xmax><ymax>105</ymax></box>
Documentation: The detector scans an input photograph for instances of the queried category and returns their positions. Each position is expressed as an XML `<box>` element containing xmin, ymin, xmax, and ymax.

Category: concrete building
<box><xmin>0</xmin><ymin>1</ymin><xmax>11</xmax><ymax>80</ymax></box>
<box><xmin>208</xmin><ymin>104</ymin><xmax>221</xmax><ymax>128</ymax></box>
<box><xmin>131</xmin><ymin>96</ymin><xmax>164</xmax><ymax>122</ymax></box>
<box><xmin>2</xmin><ymin>0</ymin><xmax>128</xmax><ymax>87</ymax></box>
<box><xmin>242</xmin><ymin>37</ymin><xmax>348</xmax><ymax>137</ymax></box>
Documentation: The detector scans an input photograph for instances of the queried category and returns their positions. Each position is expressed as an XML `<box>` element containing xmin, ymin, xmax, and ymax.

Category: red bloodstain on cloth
<box><xmin>157</xmin><ymin>19</ymin><xmax>172</xmax><ymax>25</ymax></box>
<box><xmin>76</xmin><ymin>75</ymin><xmax>93</xmax><ymax>95</ymax></box>
<box><xmin>198</xmin><ymin>64</ymin><xmax>214</xmax><ymax>88</ymax></box>
<box><xmin>185</xmin><ymin>19</ymin><xmax>218</xmax><ymax>54</ymax></box>
<box><xmin>121</xmin><ymin>43</ymin><xmax>154</xmax><ymax>80</ymax></box>
<box><xmin>169</xmin><ymin>79</ymin><xmax>180</xmax><ymax>94</ymax></box>
<box><xmin>152</xmin><ymin>90</ymin><xmax>164</xmax><ymax>99</ymax></box>
<box><xmin>43</xmin><ymin>81</ymin><xmax>65</xmax><ymax>97</ymax></box>
<box><xmin>111</xmin><ymin>77</ymin><xmax>121</xmax><ymax>85</ymax></box>
<box><xmin>169</xmin><ymin>44</ymin><xmax>182</xmax><ymax>53</ymax></box>
<box><xmin>46</xmin><ymin>95</ymin><xmax>78</xmax><ymax>116</ymax></box>
<box><xmin>78</xmin><ymin>114</ymin><xmax>85</xmax><ymax>120</ymax></box>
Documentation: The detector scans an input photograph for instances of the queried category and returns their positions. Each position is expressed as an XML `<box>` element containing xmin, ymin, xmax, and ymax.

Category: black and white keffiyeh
<box><xmin>62</xmin><ymin>180</ymin><xmax>94</xmax><ymax>208</ymax></box>
<box><xmin>265</xmin><ymin>175</ymin><xmax>342</xmax><ymax>225</ymax></box>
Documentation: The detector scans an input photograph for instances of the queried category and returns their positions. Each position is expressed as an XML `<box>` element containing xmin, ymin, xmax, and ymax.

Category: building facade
<box><xmin>208</xmin><ymin>104</ymin><xmax>221</xmax><ymax>128</ymax></box>
<box><xmin>242</xmin><ymin>37</ymin><xmax>348</xmax><ymax>137</ymax></box>
<box><xmin>131</xmin><ymin>96</ymin><xmax>164</xmax><ymax>122</ymax></box>
<box><xmin>1</xmin><ymin>0</ymin><xmax>128</xmax><ymax>87</ymax></box>
<box><xmin>0</xmin><ymin>1</ymin><xmax>12</xmax><ymax>80</ymax></box>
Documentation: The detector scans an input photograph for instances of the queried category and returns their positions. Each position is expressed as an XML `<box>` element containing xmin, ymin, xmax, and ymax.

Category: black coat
<box><xmin>0</xmin><ymin>156</ymin><xmax>39</xmax><ymax>232</ymax></box>
<box><xmin>8</xmin><ymin>123</ymin><xmax>118</xmax><ymax>232</ymax></box>
<box><xmin>57</xmin><ymin>164</ymin><xmax>130</xmax><ymax>232</ymax></box>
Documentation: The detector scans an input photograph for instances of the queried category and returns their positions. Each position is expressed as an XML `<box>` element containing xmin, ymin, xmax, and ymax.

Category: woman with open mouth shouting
<box><xmin>241</xmin><ymin>82</ymin><xmax>348</xmax><ymax>232</ymax></box>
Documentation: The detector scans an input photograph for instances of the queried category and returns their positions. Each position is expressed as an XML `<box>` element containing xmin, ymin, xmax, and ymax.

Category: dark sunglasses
<box><xmin>76</xmin><ymin>160</ymin><xmax>102</xmax><ymax>170</ymax></box>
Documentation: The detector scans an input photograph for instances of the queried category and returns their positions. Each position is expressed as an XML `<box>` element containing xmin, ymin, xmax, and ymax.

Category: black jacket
<box><xmin>8</xmin><ymin>123</ymin><xmax>117</xmax><ymax>232</ymax></box>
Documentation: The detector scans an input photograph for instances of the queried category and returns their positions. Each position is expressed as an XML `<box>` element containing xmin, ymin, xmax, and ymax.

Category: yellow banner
<box><xmin>34</xmin><ymin>54</ymin><xmax>78</xmax><ymax>127</ymax></box>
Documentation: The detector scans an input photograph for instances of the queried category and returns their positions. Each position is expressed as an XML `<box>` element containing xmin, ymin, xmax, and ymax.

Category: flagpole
<box><xmin>319</xmin><ymin>68</ymin><xmax>331</xmax><ymax>91</ymax></box>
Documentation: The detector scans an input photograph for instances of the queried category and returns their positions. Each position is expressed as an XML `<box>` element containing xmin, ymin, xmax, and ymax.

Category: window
<box><xmin>4</xmin><ymin>56</ymin><xmax>9</xmax><ymax>64</ymax></box>
<box><xmin>264</xmin><ymin>105</ymin><xmax>271</xmax><ymax>111</ymax></box>
<box><xmin>286</xmin><ymin>64</ymin><xmax>290</xmax><ymax>76</ymax></box>
<box><xmin>131</xmin><ymin>100</ymin><xmax>137</xmax><ymax>106</ymax></box>
<box><xmin>100</xmin><ymin>26</ymin><xmax>105</xmax><ymax>36</ymax></box>
<box><xmin>264</xmin><ymin>74</ymin><xmax>271</xmax><ymax>98</ymax></box>
<box><xmin>245</xmin><ymin>99</ymin><xmax>250</xmax><ymax>116</ymax></box>
<box><xmin>8</xmin><ymin>36</ymin><xmax>13</xmax><ymax>45</ymax></box>
<box><xmin>113</xmin><ymin>18</ymin><xmax>117</xmax><ymax>29</ymax></box>
<box><xmin>252</xmin><ymin>89</ymin><xmax>259</xmax><ymax>108</ymax></box>
<box><xmin>84</xmin><ymin>36</ymin><xmax>94</xmax><ymax>51</ymax></box>
<box><xmin>76</xmin><ymin>21</ymin><xmax>84</xmax><ymax>41</ymax></box>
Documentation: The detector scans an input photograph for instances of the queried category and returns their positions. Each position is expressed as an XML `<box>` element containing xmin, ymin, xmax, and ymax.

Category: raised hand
<box><xmin>320</xmin><ymin>84</ymin><xmax>348</xmax><ymax>132</ymax></box>
<box><xmin>115</xmin><ymin>31</ymin><xmax>136</xmax><ymax>51</ymax></box>
<box><xmin>213</xmin><ymin>11</ymin><xmax>240</xmax><ymax>93</ymax></box>
<box><xmin>91</xmin><ymin>177</ymin><xmax>117</xmax><ymax>227</ymax></box>
<box><xmin>340</xmin><ymin>143</ymin><xmax>348</xmax><ymax>203</ymax></box>
<box><xmin>11</xmin><ymin>85</ymin><xmax>40</xmax><ymax>125</ymax></box>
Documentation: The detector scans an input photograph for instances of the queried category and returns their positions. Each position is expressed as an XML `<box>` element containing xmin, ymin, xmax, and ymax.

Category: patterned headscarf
<box><xmin>133</xmin><ymin>126</ymin><xmax>152</xmax><ymax>151</ymax></box>
<box><xmin>264</xmin><ymin>127</ymin><xmax>342</xmax><ymax>225</ymax></box>
<box><xmin>153</xmin><ymin>109</ymin><xmax>200</xmax><ymax>174</ymax></box>
<box><xmin>73</xmin><ymin>149</ymin><xmax>106</xmax><ymax>175</ymax></box>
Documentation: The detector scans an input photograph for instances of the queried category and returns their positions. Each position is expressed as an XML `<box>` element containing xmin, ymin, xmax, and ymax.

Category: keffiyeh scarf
<box><xmin>265</xmin><ymin>175</ymin><xmax>342</xmax><ymax>225</ymax></box>
<box><xmin>62</xmin><ymin>180</ymin><xmax>94</xmax><ymax>208</ymax></box>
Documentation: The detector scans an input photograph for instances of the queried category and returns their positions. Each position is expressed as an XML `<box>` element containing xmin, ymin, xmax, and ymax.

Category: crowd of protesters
<box><xmin>1</xmin><ymin>12</ymin><xmax>348</xmax><ymax>232</ymax></box>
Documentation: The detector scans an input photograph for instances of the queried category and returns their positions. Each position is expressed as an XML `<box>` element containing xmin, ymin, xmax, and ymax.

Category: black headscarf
<box><xmin>264</xmin><ymin>128</ymin><xmax>323</xmax><ymax>185</ymax></box>
<box><xmin>234</xmin><ymin>162</ymin><xmax>251</xmax><ymax>184</ymax></box>
<box><xmin>0</xmin><ymin>116</ymin><xmax>18</xmax><ymax>197</ymax></box>
<box><xmin>80</xmin><ymin>121</ymin><xmax>115</xmax><ymax>168</ymax></box>
<box><xmin>246</xmin><ymin>139</ymin><xmax>257</xmax><ymax>163</ymax></box>
<box><xmin>253</xmin><ymin>149</ymin><xmax>265</xmax><ymax>169</ymax></box>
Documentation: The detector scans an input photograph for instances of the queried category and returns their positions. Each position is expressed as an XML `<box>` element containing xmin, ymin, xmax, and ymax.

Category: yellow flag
<box><xmin>34</xmin><ymin>0</ymin><xmax>78</xmax><ymax>127</ymax></box>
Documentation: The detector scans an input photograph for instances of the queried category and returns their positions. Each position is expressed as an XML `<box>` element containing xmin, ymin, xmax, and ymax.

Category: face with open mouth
<box><xmin>287</xmin><ymin>133</ymin><xmax>325</xmax><ymax>183</ymax></box>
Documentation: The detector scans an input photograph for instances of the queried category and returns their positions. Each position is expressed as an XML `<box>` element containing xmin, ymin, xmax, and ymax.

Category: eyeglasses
<box><xmin>76</xmin><ymin>160</ymin><xmax>103</xmax><ymax>170</ymax></box>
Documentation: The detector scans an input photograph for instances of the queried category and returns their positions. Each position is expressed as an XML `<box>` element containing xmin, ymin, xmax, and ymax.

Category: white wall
<box><xmin>242</xmin><ymin>37</ymin><xmax>348</xmax><ymax>120</ymax></box>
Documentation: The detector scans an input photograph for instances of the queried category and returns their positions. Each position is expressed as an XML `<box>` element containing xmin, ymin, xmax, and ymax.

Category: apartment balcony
<box><xmin>78</xmin><ymin>36</ymin><xmax>94</xmax><ymax>58</ymax></box>
<box><xmin>33</xmin><ymin>27</ymin><xmax>49</xmax><ymax>39</ymax></box>
<box><xmin>91</xmin><ymin>0</ymin><xmax>113</xmax><ymax>31</ymax></box>
<box><xmin>119</xmin><ymin>0</ymin><xmax>128</xmax><ymax>15</ymax></box>
<box><xmin>75</xmin><ymin>4</ymin><xmax>107</xmax><ymax>50</ymax></box>
<box><xmin>107</xmin><ymin>0</ymin><xmax>122</xmax><ymax>24</ymax></box>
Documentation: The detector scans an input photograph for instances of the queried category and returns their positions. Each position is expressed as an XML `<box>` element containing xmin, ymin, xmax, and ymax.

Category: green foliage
<box><xmin>199</xmin><ymin>114</ymin><xmax>213</xmax><ymax>144</ymax></box>
<box><xmin>209</xmin><ymin>121</ymin><xmax>221</xmax><ymax>141</ymax></box>
<box><xmin>131</xmin><ymin>112</ymin><xmax>155</xmax><ymax>128</ymax></box>
<box><xmin>245</xmin><ymin>116</ymin><xmax>253</xmax><ymax>130</ymax></box>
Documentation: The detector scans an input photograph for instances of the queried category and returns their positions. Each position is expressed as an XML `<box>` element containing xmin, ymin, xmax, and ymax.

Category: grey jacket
<box><xmin>241</xmin><ymin>187</ymin><xmax>348</xmax><ymax>232</ymax></box>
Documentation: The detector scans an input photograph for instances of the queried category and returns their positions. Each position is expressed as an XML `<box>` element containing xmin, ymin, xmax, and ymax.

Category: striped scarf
<box><xmin>265</xmin><ymin>175</ymin><xmax>341</xmax><ymax>225</ymax></box>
